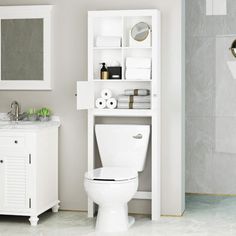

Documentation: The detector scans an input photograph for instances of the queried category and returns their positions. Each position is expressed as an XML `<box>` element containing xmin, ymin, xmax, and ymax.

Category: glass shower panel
<box><xmin>215</xmin><ymin>35</ymin><xmax>236</xmax><ymax>154</ymax></box>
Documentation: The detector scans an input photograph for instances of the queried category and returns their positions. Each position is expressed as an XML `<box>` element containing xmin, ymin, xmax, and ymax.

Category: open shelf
<box><xmin>123</xmin><ymin>15</ymin><xmax>152</xmax><ymax>47</ymax></box>
<box><xmin>93</xmin><ymin>108</ymin><xmax>152</xmax><ymax>117</ymax></box>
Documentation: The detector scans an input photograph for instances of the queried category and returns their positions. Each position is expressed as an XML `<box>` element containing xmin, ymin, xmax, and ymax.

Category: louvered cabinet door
<box><xmin>0</xmin><ymin>152</ymin><xmax>30</xmax><ymax>212</ymax></box>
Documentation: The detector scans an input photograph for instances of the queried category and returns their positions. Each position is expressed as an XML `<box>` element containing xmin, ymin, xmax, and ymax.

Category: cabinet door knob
<box><xmin>0</xmin><ymin>160</ymin><xmax>3</xmax><ymax>163</ymax></box>
<box><xmin>14</xmin><ymin>140</ymin><xmax>18</xmax><ymax>144</ymax></box>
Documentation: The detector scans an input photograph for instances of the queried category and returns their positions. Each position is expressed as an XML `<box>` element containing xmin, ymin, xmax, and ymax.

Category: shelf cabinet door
<box><xmin>0</xmin><ymin>152</ymin><xmax>30</xmax><ymax>212</ymax></box>
<box><xmin>77</xmin><ymin>81</ymin><xmax>94</xmax><ymax>110</ymax></box>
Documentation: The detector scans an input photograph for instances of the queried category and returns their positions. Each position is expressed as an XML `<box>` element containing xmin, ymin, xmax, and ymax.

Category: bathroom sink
<box><xmin>0</xmin><ymin>112</ymin><xmax>60</xmax><ymax>130</ymax></box>
<box><xmin>0</xmin><ymin>120</ymin><xmax>60</xmax><ymax>130</ymax></box>
<box><xmin>0</xmin><ymin>120</ymin><xmax>34</xmax><ymax>129</ymax></box>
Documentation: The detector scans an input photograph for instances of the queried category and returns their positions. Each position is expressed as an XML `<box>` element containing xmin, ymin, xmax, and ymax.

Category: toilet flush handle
<box><xmin>133</xmin><ymin>134</ymin><xmax>143</xmax><ymax>139</ymax></box>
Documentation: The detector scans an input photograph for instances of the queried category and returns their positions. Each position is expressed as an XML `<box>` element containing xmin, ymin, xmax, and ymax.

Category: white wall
<box><xmin>0</xmin><ymin>0</ymin><xmax>184</xmax><ymax>216</ymax></box>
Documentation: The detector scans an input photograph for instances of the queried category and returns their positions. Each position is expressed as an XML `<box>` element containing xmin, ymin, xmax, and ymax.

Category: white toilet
<box><xmin>84</xmin><ymin>124</ymin><xmax>150</xmax><ymax>232</ymax></box>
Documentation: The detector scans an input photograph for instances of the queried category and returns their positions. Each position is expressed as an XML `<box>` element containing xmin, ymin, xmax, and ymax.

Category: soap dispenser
<box><xmin>100</xmin><ymin>63</ymin><xmax>109</xmax><ymax>80</ymax></box>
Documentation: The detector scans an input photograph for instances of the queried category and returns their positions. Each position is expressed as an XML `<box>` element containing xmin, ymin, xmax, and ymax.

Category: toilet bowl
<box><xmin>84</xmin><ymin>124</ymin><xmax>150</xmax><ymax>232</ymax></box>
<box><xmin>84</xmin><ymin>167</ymin><xmax>138</xmax><ymax>232</ymax></box>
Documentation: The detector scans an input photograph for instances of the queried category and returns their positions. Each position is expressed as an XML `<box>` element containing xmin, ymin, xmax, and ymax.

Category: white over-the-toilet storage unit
<box><xmin>77</xmin><ymin>9</ymin><xmax>161</xmax><ymax>220</ymax></box>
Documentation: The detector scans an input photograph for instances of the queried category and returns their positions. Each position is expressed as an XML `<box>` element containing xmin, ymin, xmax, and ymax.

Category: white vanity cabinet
<box><xmin>0</xmin><ymin>125</ymin><xmax>59</xmax><ymax>226</ymax></box>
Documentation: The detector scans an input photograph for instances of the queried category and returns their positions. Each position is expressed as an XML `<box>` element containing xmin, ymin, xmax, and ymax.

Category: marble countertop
<box><xmin>0</xmin><ymin>113</ymin><xmax>60</xmax><ymax>130</ymax></box>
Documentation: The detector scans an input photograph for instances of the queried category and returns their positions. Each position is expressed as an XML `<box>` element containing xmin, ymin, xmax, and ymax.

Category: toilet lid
<box><xmin>85</xmin><ymin>167</ymin><xmax>138</xmax><ymax>181</ymax></box>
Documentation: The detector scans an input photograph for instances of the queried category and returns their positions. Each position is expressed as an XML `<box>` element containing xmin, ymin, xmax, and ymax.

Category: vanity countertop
<box><xmin>0</xmin><ymin>113</ymin><xmax>60</xmax><ymax>131</ymax></box>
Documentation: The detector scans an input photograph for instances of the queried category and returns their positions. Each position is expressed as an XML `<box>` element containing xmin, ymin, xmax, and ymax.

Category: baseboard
<box><xmin>161</xmin><ymin>210</ymin><xmax>185</xmax><ymax>217</ymax></box>
<box><xmin>59</xmin><ymin>209</ymin><xmax>87</xmax><ymax>213</ymax></box>
<box><xmin>186</xmin><ymin>192</ymin><xmax>236</xmax><ymax>197</ymax></box>
<box><xmin>59</xmin><ymin>209</ymin><xmax>184</xmax><ymax>218</ymax></box>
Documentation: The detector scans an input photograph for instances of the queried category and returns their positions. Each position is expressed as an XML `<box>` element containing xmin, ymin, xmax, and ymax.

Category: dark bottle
<box><xmin>100</xmin><ymin>62</ymin><xmax>109</xmax><ymax>80</ymax></box>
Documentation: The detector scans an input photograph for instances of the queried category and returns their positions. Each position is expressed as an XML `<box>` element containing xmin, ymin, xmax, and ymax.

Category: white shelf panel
<box><xmin>133</xmin><ymin>191</ymin><xmax>152</xmax><ymax>200</ymax></box>
<box><xmin>93</xmin><ymin>79</ymin><xmax>152</xmax><ymax>82</ymax></box>
<box><xmin>123</xmin><ymin>46</ymin><xmax>152</xmax><ymax>50</ymax></box>
<box><xmin>93</xmin><ymin>47</ymin><xmax>122</xmax><ymax>50</ymax></box>
<box><xmin>93</xmin><ymin>47</ymin><xmax>152</xmax><ymax>50</ymax></box>
<box><xmin>93</xmin><ymin>108</ymin><xmax>152</xmax><ymax>117</ymax></box>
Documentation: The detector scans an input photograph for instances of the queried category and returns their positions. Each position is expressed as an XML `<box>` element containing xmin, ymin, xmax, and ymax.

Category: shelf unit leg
<box><xmin>87</xmin><ymin>110</ymin><xmax>95</xmax><ymax>218</ymax></box>
<box><xmin>88</xmin><ymin>199</ymin><xmax>95</xmax><ymax>217</ymax></box>
<box><xmin>29</xmin><ymin>216</ymin><xmax>39</xmax><ymax>226</ymax></box>
<box><xmin>151</xmin><ymin>114</ymin><xmax>161</xmax><ymax>221</ymax></box>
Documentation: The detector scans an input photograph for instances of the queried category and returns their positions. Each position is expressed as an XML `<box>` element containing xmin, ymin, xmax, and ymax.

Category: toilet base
<box><xmin>96</xmin><ymin>204</ymin><xmax>134</xmax><ymax>232</ymax></box>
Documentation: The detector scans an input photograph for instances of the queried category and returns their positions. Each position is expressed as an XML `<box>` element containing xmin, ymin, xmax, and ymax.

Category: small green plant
<box><xmin>37</xmin><ymin>107</ymin><xmax>52</xmax><ymax>117</ymax></box>
<box><xmin>27</xmin><ymin>108</ymin><xmax>37</xmax><ymax>116</ymax></box>
<box><xmin>27</xmin><ymin>108</ymin><xmax>38</xmax><ymax>121</ymax></box>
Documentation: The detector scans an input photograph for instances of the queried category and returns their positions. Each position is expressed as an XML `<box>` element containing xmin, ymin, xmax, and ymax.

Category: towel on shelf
<box><xmin>117</xmin><ymin>102</ymin><xmax>151</xmax><ymax>109</ymax></box>
<box><xmin>125</xmin><ymin>68</ymin><xmax>151</xmax><ymax>80</ymax></box>
<box><xmin>124</xmin><ymin>89</ymin><xmax>150</xmax><ymax>96</ymax></box>
<box><xmin>95</xmin><ymin>36</ymin><xmax>121</xmax><ymax>47</ymax></box>
<box><xmin>126</xmin><ymin>57</ymin><xmax>151</xmax><ymax>69</ymax></box>
<box><xmin>118</xmin><ymin>95</ymin><xmax>150</xmax><ymax>103</ymax></box>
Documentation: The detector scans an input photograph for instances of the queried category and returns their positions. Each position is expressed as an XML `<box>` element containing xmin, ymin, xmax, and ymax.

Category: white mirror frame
<box><xmin>0</xmin><ymin>5</ymin><xmax>53</xmax><ymax>90</ymax></box>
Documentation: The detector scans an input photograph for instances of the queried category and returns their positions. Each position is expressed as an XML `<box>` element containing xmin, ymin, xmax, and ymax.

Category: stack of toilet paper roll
<box><xmin>96</xmin><ymin>89</ymin><xmax>117</xmax><ymax>109</ymax></box>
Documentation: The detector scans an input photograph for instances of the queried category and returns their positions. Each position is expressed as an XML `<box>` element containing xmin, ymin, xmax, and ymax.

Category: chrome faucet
<box><xmin>8</xmin><ymin>101</ymin><xmax>20</xmax><ymax>121</ymax></box>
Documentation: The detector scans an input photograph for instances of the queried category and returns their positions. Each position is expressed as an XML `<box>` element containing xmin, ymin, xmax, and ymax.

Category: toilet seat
<box><xmin>84</xmin><ymin>167</ymin><xmax>139</xmax><ymax>232</ymax></box>
<box><xmin>85</xmin><ymin>167</ymin><xmax>138</xmax><ymax>182</ymax></box>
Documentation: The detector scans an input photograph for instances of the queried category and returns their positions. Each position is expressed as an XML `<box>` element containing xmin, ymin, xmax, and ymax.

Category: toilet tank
<box><xmin>95</xmin><ymin>124</ymin><xmax>150</xmax><ymax>172</ymax></box>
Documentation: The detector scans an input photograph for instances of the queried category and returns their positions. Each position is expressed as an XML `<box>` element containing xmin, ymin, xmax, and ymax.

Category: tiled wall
<box><xmin>186</xmin><ymin>0</ymin><xmax>236</xmax><ymax>194</ymax></box>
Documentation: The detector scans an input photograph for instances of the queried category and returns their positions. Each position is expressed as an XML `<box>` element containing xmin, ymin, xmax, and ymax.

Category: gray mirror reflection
<box><xmin>131</xmin><ymin>22</ymin><xmax>150</xmax><ymax>42</ymax></box>
<box><xmin>1</xmin><ymin>19</ymin><xmax>43</xmax><ymax>81</ymax></box>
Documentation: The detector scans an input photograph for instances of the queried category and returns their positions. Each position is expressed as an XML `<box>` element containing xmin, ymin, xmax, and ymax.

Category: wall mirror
<box><xmin>131</xmin><ymin>22</ymin><xmax>150</xmax><ymax>42</ymax></box>
<box><xmin>0</xmin><ymin>5</ymin><xmax>53</xmax><ymax>90</ymax></box>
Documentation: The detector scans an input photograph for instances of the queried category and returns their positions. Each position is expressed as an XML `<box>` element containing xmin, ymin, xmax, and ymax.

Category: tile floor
<box><xmin>1</xmin><ymin>194</ymin><xmax>236</xmax><ymax>236</ymax></box>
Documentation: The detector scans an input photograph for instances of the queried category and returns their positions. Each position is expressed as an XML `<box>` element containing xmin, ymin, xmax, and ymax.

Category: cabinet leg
<box><xmin>29</xmin><ymin>216</ymin><xmax>39</xmax><ymax>226</ymax></box>
<box><xmin>52</xmin><ymin>203</ymin><xmax>60</xmax><ymax>213</ymax></box>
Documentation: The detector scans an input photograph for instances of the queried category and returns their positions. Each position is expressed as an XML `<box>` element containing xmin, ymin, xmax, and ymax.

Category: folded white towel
<box><xmin>96</xmin><ymin>36</ymin><xmax>121</xmax><ymax>47</ymax></box>
<box><xmin>118</xmin><ymin>95</ymin><xmax>150</xmax><ymax>103</ymax></box>
<box><xmin>126</xmin><ymin>68</ymin><xmax>151</xmax><ymax>80</ymax></box>
<box><xmin>117</xmin><ymin>102</ymin><xmax>151</xmax><ymax>109</ymax></box>
<box><xmin>124</xmin><ymin>89</ymin><xmax>150</xmax><ymax>96</ymax></box>
<box><xmin>126</xmin><ymin>57</ymin><xmax>151</xmax><ymax>69</ymax></box>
